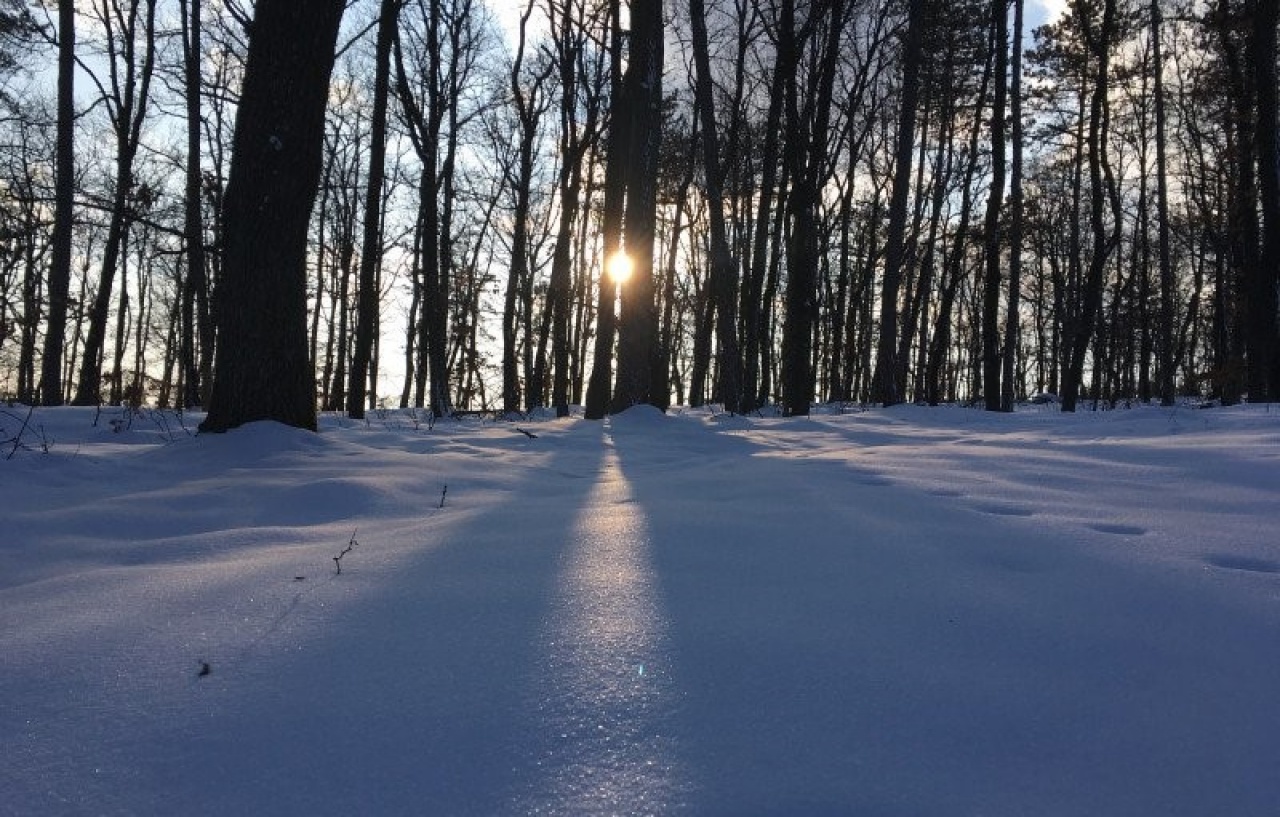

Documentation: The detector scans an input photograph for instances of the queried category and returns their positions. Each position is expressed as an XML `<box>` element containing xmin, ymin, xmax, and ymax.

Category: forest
<box><xmin>0</xmin><ymin>0</ymin><xmax>1277</xmax><ymax>424</ymax></box>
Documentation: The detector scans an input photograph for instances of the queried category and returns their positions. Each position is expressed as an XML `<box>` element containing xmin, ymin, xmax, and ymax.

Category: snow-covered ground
<box><xmin>2</xmin><ymin>401</ymin><xmax>1277</xmax><ymax>816</ymax></box>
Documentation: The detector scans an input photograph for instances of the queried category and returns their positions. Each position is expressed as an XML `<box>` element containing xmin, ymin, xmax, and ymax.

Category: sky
<box><xmin>2</xmin><ymin>399</ymin><xmax>1277</xmax><ymax>814</ymax></box>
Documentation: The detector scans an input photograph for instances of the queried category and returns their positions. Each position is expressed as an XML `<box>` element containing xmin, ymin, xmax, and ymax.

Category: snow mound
<box><xmin>609</xmin><ymin>404</ymin><xmax>669</xmax><ymax>425</ymax></box>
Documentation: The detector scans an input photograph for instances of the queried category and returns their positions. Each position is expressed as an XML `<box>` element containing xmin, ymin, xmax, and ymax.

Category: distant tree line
<box><xmin>0</xmin><ymin>0</ymin><xmax>1276</xmax><ymax>428</ymax></box>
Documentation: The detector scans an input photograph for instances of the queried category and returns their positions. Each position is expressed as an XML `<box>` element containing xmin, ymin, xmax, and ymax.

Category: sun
<box><xmin>605</xmin><ymin>250</ymin><xmax>634</xmax><ymax>284</ymax></box>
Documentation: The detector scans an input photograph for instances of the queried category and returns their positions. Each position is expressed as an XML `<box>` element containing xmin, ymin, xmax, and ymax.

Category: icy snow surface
<box><xmin>2</xmin><ymin>402</ymin><xmax>1278</xmax><ymax>816</ymax></box>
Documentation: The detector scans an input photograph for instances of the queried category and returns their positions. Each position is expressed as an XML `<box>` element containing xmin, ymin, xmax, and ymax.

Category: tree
<box><xmin>1151</xmin><ymin>0</ymin><xmax>1174</xmax><ymax>405</ymax></box>
<box><xmin>38</xmin><ymin>0</ymin><xmax>74</xmax><ymax>406</ymax></box>
<box><xmin>583</xmin><ymin>0</ymin><xmax>625</xmax><ymax>420</ymax></box>
<box><xmin>0</xmin><ymin>0</ymin><xmax>40</xmax><ymax>103</ymax></box>
<box><xmin>611</xmin><ymin>0</ymin><xmax>665</xmax><ymax>411</ymax></box>
<box><xmin>1060</xmin><ymin>0</ymin><xmax>1120</xmax><ymax>412</ymax></box>
<box><xmin>502</xmin><ymin>0</ymin><xmax>552</xmax><ymax>416</ymax></box>
<box><xmin>71</xmin><ymin>0</ymin><xmax>159</xmax><ymax>406</ymax></box>
<box><xmin>778</xmin><ymin>0</ymin><xmax>845</xmax><ymax>416</ymax></box>
<box><xmin>347</xmin><ymin>0</ymin><xmax>402</xmax><ymax>419</ymax></box>
<box><xmin>1249</xmin><ymin>0</ymin><xmax>1279</xmax><ymax>401</ymax></box>
<box><xmin>689</xmin><ymin>0</ymin><xmax>743</xmax><ymax>413</ymax></box>
<box><xmin>1001</xmin><ymin>0</ymin><xmax>1026</xmax><ymax>410</ymax></box>
<box><xmin>982</xmin><ymin>0</ymin><xmax>1009</xmax><ymax>410</ymax></box>
<box><xmin>199</xmin><ymin>0</ymin><xmax>346</xmax><ymax>432</ymax></box>
<box><xmin>178</xmin><ymin>0</ymin><xmax>212</xmax><ymax>408</ymax></box>
<box><xmin>872</xmin><ymin>0</ymin><xmax>928</xmax><ymax>406</ymax></box>
<box><xmin>394</xmin><ymin>0</ymin><xmax>493</xmax><ymax>416</ymax></box>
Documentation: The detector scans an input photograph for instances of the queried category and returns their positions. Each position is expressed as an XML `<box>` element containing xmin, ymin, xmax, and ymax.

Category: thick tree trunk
<box><xmin>780</xmin><ymin>0</ymin><xmax>843</xmax><ymax>417</ymax></box>
<box><xmin>611</xmin><ymin>0</ymin><xmax>665</xmax><ymax>411</ymax></box>
<box><xmin>199</xmin><ymin>0</ymin><xmax>345</xmax><ymax>432</ymax></box>
<box><xmin>1250</xmin><ymin>0</ymin><xmax>1280</xmax><ymax>401</ymax></box>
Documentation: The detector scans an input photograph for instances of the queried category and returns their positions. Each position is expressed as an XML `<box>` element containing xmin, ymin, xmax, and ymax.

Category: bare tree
<box><xmin>501</xmin><ymin>0</ymin><xmax>554</xmax><ymax>416</ymax></box>
<box><xmin>71</xmin><ymin>0</ymin><xmax>158</xmax><ymax>405</ymax></box>
<box><xmin>872</xmin><ymin>0</ymin><xmax>927</xmax><ymax>406</ymax></box>
<box><xmin>982</xmin><ymin>0</ymin><xmax>1009</xmax><ymax>411</ymax></box>
<box><xmin>39</xmin><ymin>0</ymin><xmax>74</xmax><ymax>406</ymax></box>
<box><xmin>347</xmin><ymin>0</ymin><xmax>402</xmax><ymax>419</ymax></box>
<box><xmin>1000</xmin><ymin>0</ymin><xmax>1025</xmax><ymax>410</ymax></box>
<box><xmin>584</xmin><ymin>0</ymin><xmax>625</xmax><ymax>420</ymax></box>
<box><xmin>200</xmin><ymin>0</ymin><xmax>346</xmax><ymax>432</ymax></box>
<box><xmin>689</xmin><ymin>0</ymin><xmax>743</xmax><ymax>412</ymax></box>
<box><xmin>611</xmin><ymin>0</ymin><xmax>666</xmax><ymax>411</ymax></box>
<box><xmin>1060</xmin><ymin>0</ymin><xmax>1120</xmax><ymax>411</ymax></box>
<box><xmin>178</xmin><ymin>0</ymin><xmax>212</xmax><ymax>408</ymax></box>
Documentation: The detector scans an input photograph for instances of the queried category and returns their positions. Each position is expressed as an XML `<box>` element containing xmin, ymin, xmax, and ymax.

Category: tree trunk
<box><xmin>1061</xmin><ymin>0</ymin><xmax>1118</xmax><ymax>412</ymax></box>
<box><xmin>982</xmin><ymin>0</ymin><xmax>1009</xmax><ymax>411</ymax></box>
<box><xmin>72</xmin><ymin>0</ymin><xmax>158</xmax><ymax>406</ymax></box>
<box><xmin>585</xmin><ymin>0</ymin><xmax>626</xmax><ymax>420</ymax></box>
<box><xmin>199</xmin><ymin>0</ymin><xmax>345</xmax><ymax>432</ymax></box>
<box><xmin>780</xmin><ymin>0</ymin><xmax>844</xmax><ymax>416</ymax></box>
<box><xmin>742</xmin><ymin>64</ymin><xmax>786</xmax><ymax>411</ymax></box>
<box><xmin>1151</xmin><ymin>0</ymin><xmax>1175</xmax><ymax>405</ymax></box>
<box><xmin>690</xmin><ymin>0</ymin><xmax>743</xmax><ymax>412</ymax></box>
<box><xmin>39</xmin><ymin>0</ymin><xmax>75</xmax><ymax>406</ymax></box>
<box><xmin>612</xmin><ymin>0</ymin><xmax>665</xmax><ymax>411</ymax></box>
<box><xmin>1250</xmin><ymin>0</ymin><xmax>1280</xmax><ymax>401</ymax></box>
<box><xmin>347</xmin><ymin>0</ymin><xmax>400</xmax><ymax>419</ymax></box>
<box><xmin>872</xmin><ymin>0</ymin><xmax>926</xmax><ymax>406</ymax></box>
<box><xmin>1001</xmin><ymin>0</ymin><xmax>1025</xmax><ymax>410</ymax></box>
<box><xmin>179</xmin><ymin>0</ymin><xmax>211</xmax><ymax>408</ymax></box>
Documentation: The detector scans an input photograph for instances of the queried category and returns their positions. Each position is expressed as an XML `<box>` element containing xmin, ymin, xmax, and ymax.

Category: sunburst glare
<box><xmin>606</xmin><ymin>250</ymin><xmax>634</xmax><ymax>284</ymax></box>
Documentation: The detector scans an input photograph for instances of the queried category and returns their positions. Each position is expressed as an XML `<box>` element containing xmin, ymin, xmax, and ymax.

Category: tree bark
<box><xmin>347</xmin><ymin>0</ymin><xmax>401</xmax><ymax>419</ymax></box>
<box><xmin>503</xmin><ymin>1</ymin><xmax>548</xmax><ymax>416</ymax></box>
<box><xmin>1250</xmin><ymin>0</ymin><xmax>1280</xmax><ymax>401</ymax></box>
<box><xmin>179</xmin><ymin>0</ymin><xmax>212</xmax><ymax>408</ymax></box>
<box><xmin>584</xmin><ymin>0</ymin><xmax>626</xmax><ymax>419</ymax></box>
<box><xmin>39</xmin><ymin>0</ymin><xmax>75</xmax><ymax>406</ymax></box>
<box><xmin>1001</xmin><ymin>0</ymin><xmax>1025</xmax><ymax>410</ymax></box>
<box><xmin>872</xmin><ymin>0</ymin><xmax>926</xmax><ymax>406</ymax></box>
<box><xmin>982</xmin><ymin>0</ymin><xmax>1009</xmax><ymax>411</ymax></box>
<box><xmin>1151</xmin><ymin>0</ymin><xmax>1175</xmax><ymax>404</ymax></box>
<box><xmin>199</xmin><ymin>0</ymin><xmax>345</xmax><ymax>432</ymax></box>
<box><xmin>689</xmin><ymin>0</ymin><xmax>743</xmax><ymax>412</ymax></box>
<box><xmin>611</xmin><ymin>0</ymin><xmax>665</xmax><ymax>411</ymax></box>
<box><xmin>72</xmin><ymin>0</ymin><xmax>158</xmax><ymax>406</ymax></box>
<box><xmin>1061</xmin><ymin>0</ymin><xmax>1118</xmax><ymax>412</ymax></box>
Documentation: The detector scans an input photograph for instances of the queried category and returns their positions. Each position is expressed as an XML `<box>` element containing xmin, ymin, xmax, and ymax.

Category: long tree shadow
<box><xmin>608</xmin><ymin>412</ymin><xmax>912</xmax><ymax>815</ymax></box>
<box><xmin>607</xmin><ymin>411</ymin><xmax>1280</xmax><ymax>816</ymax></box>
<box><xmin>134</xmin><ymin>421</ymin><xmax>609</xmax><ymax>816</ymax></box>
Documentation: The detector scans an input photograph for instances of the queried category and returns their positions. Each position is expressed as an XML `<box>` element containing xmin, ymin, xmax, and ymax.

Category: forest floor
<box><xmin>2</xmin><ymin>400</ymin><xmax>1278</xmax><ymax>815</ymax></box>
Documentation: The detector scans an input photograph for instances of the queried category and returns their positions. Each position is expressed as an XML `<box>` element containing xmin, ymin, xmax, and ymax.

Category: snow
<box><xmin>2</xmin><ymin>401</ymin><xmax>1278</xmax><ymax>816</ymax></box>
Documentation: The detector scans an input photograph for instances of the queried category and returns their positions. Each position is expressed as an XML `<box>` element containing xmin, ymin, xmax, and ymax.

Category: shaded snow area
<box><xmin>2</xmin><ymin>402</ymin><xmax>1278</xmax><ymax>816</ymax></box>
